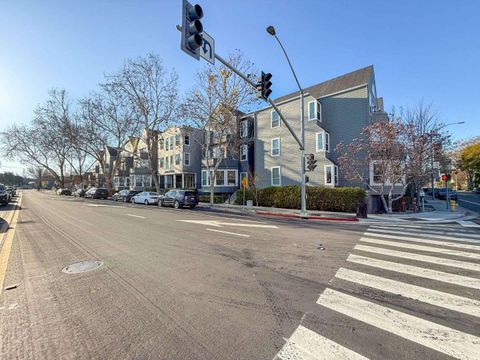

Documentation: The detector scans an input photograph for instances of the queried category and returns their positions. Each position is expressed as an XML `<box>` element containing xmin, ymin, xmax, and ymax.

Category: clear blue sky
<box><xmin>1</xmin><ymin>0</ymin><xmax>479</xmax><ymax>173</ymax></box>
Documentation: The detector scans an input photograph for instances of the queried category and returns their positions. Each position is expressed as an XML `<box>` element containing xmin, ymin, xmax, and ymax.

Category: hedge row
<box><xmin>235</xmin><ymin>185</ymin><xmax>365</xmax><ymax>212</ymax></box>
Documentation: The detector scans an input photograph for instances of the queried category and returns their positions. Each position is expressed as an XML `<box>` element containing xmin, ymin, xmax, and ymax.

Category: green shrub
<box><xmin>235</xmin><ymin>186</ymin><xmax>365</xmax><ymax>212</ymax></box>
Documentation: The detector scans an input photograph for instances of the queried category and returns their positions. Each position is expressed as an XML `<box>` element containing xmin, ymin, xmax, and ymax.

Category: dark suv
<box><xmin>159</xmin><ymin>190</ymin><xmax>198</xmax><ymax>209</ymax></box>
<box><xmin>0</xmin><ymin>184</ymin><xmax>9</xmax><ymax>206</ymax></box>
<box><xmin>85</xmin><ymin>188</ymin><xmax>109</xmax><ymax>199</ymax></box>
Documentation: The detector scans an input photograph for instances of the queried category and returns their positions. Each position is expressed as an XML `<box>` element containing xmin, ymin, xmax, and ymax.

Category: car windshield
<box><xmin>184</xmin><ymin>191</ymin><xmax>196</xmax><ymax>196</ymax></box>
<box><xmin>148</xmin><ymin>192</ymin><xmax>157</xmax><ymax>196</ymax></box>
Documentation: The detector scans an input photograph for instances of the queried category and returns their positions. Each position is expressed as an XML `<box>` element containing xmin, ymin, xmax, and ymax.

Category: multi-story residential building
<box><xmin>113</xmin><ymin>137</ymin><xmax>138</xmax><ymax>190</ymax></box>
<box><xmin>238</xmin><ymin>114</ymin><xmax>256</xmax><ymax>185</ymax></box>
<box><xmin>252</xmin><ymin>65</ymin><xmax>388</xmax><ymax>206</ymax></box>
<box><xmin>199</xmin><ymin>127</ymin><xmax>241</xmax><ymax>196</ymax></box>
<box><xmin>158</xmin><ymin>126</ymin><xmax>203</xmax><ymax>189</ymax></box>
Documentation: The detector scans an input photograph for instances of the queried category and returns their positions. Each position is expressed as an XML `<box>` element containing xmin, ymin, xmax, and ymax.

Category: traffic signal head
<box><xmin>256</xmin><ymin>71</ymin><xmax>272</xmax><ymax>100</ymax></box>
<box><xmin>181</xmin><ymin>0</ymin><xmax>204</xmax><ymax>59</ymax></box>
<box><xmin>306</xmin><ymin>154</ymin><xmax>317</xmax><ymax>172</ymax></box>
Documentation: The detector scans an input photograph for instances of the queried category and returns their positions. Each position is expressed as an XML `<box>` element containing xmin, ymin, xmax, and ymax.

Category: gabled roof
<box><xmin>274</xmin><ymin>65</ymin><xmax>373</xmax><ymax>103</ymax></box>
<box><xmin>105</xmin><ymin>146</ymin><xmax>119</xmax><ymax>157</ymax></box>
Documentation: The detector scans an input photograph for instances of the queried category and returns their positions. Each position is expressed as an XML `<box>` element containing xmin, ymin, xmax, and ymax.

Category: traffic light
<box><xmin>181</xmin><ymin>0</ymin><xmax>204</xmax><ymax>60</ymax></box>
<box><xmin>305</xmin><ymin>154</ymin><xmax>317</xmax><ymax>172</ymax></box>
<box><xmin>256</xmin><ymin>71</ymin><xmax>272</xmax><ymax>100</ymax></box>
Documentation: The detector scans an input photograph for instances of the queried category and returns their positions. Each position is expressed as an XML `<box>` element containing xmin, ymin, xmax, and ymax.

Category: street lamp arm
<box><xmin>272</xmin><ymin>34</ymin><xmax>303</xmax><ymax>94</ymax></box>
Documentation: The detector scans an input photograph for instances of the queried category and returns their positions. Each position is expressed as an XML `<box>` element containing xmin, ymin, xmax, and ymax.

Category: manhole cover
<box><xmin>62</xmin><ymin>260</ymin><xmax>104</xmax><ymax>274</ymax></box>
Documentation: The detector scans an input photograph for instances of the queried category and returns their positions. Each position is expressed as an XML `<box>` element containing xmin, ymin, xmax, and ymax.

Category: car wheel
<box><xmin>173</xmin><ymin>200</ymin><xmax>180</xmax><ymax>209</ymax></box>
<box><xmin>144</xmin><ymin>200</ymin><xmax>149</xmax><ymax>205</ymax></box>
<box><xmin>123</xmin><ymin>197</ymin><xmax>127</xmax><ymax>203</ymax></box>
<box><xmin>190</xmin><ymin>204</ymin><xmax>196</xmax><ymax>209</ymax></box>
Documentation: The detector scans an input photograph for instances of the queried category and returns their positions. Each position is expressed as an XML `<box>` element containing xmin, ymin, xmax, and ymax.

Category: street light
<box><xmin>430</xmin><ymin>121</ymin><xmax>464</xmax><ymax>200</ymax></box>
<box><xmin>266</xmin><ymin>25</ymin><xmax>308</xmax><ymax>217</ymax></box>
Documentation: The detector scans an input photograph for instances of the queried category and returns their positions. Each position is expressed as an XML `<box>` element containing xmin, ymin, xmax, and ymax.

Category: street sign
<box><xmin>200</xmin><ymin>31</ymin><xmax>215</xmax><ymax>64</ymax></box>
<box><xmin>241</xmin><ymin>176</ymin><xmax>248</xmax><ymax>188</ymax></box>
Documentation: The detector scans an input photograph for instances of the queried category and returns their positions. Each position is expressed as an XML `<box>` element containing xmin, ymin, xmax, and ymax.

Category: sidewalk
<box><xmin>197</xmin><ymin>202</ymin><xmax>358</xmax><ymax>221</ymax></box>
<box><xmin>361</xmin><ymin>199</ymin><xmax>478</xmax><ymax>224</ymax></box>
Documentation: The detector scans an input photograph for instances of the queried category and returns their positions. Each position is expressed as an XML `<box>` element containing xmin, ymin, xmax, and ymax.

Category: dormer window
<box><xmin>308</xmin><ymin>100</ymin><xmax>322</xmax><ymax>121</ymax></box>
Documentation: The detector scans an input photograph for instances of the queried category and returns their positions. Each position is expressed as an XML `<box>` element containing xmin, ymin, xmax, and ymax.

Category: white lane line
<box><xmin>85</xmin><ymin>204</ymin><xmax>124</xmax><ymax>208</ymax></box>
<box><xmin>457</xmin><ymin>221</ymin><xmax>480</xmax><ymax>228</ymax></box>
<box><xmin>205</xmin><ymin>228</ymin><xmax>250</xmax><ymax>238</ymax></box>
<box><xmin>335</xmin><ymin>267</ymin><xmax>480</xmax><ymax>318</ymax></box>
<box><xmin>458</xmin><ymin>198</ymin><xmax>480</xmax><ymax>206</ymax></box>
<box><xmin>370</xmin><ymin>225</ymin><xmax>480</xmax><ymax>238</ymax></box>
<box><xmin>360</xmin><ymin>237</ymin><xmax>480</xmax><ymax>260</ymax></box>
<box><xmin>317</xmin><ymin>288</ymin><xmax>480</xmax><ymax>360</ymax></box>
<box><xmin>367</xmin><ymin>228</ymin><xmax>480</xmax><ymax>242</ymax></box>
<box><xmin>355</xmin><ymin>244</ymin><xmax>480</xmax><ymax>272</ymax></box>
<box><xmin>348</xmin><ymin>254</ymin><xmax>480</xmax><ymax>290</ymax></box>
<box><xmin>127</xmin><ymin>214</ymin><xmax>145</xmax><ymax>219</ymax></box>
<box><xmin>276</xmin><ymin>325</ymin><xmax>368</xmax><ymax>360</ymax></box>
<box><xmin>363</xmin><ymin>232</ymin><xmax>480</xmax><ymax>250</ymax></box>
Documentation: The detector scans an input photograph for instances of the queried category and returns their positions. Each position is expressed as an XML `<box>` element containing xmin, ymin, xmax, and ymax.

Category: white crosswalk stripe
<box><xmin>274</xmin><ymin>223</ymin><xmax>480</xmax><ymax>360</ymax></box>
<box><xmin>364</xmin><ymin>231</ymin><xmax>480</xmax><ymax>249</ymax></box>
<box><xmin>360</xmin><ymin>237</ymin><xmax>480</xmax><ymax>260</ymax></box>
<box><xmin>367</xmin><ymin>227</ymin><xmax>480</xmax><ymax>241</ymax></box>
<box><xmin>347</xmin><ymin>253</ymin><xmax>480</xmax><ymax>290</ymax></box>
<box><xmin>317</xmin><ymin>288</ymin><xmax>480</xmax><ymax>360</ymax></box>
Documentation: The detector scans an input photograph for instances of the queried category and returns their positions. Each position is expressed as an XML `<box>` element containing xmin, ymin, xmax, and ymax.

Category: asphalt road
<box><xmin>1</xmin><ymin>191</ymin><xmax>479</xmax><ymax>360</ymax></box>
<box><xmin>457</xmin><ymin>191</ymin><xmax>480</xmax><ymax>214</ymax></box>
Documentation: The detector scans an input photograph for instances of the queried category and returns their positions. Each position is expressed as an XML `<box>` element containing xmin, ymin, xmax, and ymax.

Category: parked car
<box><xmin>423</xmin><ymin>187</ymin><xmax>433</xmax><ymax>196</ymax></box>
<box><xmin>73</xmin><ymin>188</ymin><xmax>86</xmax><ymax>197</ymax></box>
<box><xmin>159</xmin><ymin>189</ymin><xmax>198</xmax><ymax>209</ymax></box>
<box><xmin>130</xmin><ymin>192</ymin><xmax>160</xmax><ymax>205</ymax></box>
<box><xmin>474</xmin><ymin>187</ymin><xmax>480</xmax><ymax>194</ymax></box>
<box><xmin>56</xmin><ymin>188</ymin><xmax>72</xmax><ymax>196</ymax></box>
<box><xmin>5</xmin><ymin>186</ymin><xmax>15</xmax><ymax>198</ymax></box>
<box><xmin>436</xmin><ymin>188</ymin><xmax>458</xmax><ymax>200</ymax></box>
<box><xmin>112</xmin><ymin>190</ymin><xmax>140</xmax><ymax>202</ymax></box>
<box><xmin>85</xmin><ymin>188</ymin><xmax>109</xmax><ymax>199</ymax></box>
<box><xmin>0</xmin><ymin>184</ymin><xmax>10</xmax><ymax>206</ymax></box>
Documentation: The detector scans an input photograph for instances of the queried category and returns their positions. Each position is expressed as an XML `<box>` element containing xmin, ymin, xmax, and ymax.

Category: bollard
<box><xmin>450</xmin><ymin>199</ymin><xmax>457</xmax><ymax>212</ymax></box>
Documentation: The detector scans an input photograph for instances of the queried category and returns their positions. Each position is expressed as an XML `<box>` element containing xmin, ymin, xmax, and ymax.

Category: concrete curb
<box><xmin>197</xmin><ymin>203</ymin><xmax>358</xmax><ymax>222</ymax></box>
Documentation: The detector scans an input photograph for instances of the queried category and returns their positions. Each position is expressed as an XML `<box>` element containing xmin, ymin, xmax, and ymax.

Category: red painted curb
<box><xmin>255</xmin><ymin>211</ymin><xmax>359</xmax><ymax>222</ymax></box>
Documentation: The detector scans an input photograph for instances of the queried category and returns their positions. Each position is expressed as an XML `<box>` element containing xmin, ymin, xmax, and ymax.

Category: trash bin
<box><xmin>356</xmin><ymin>202</ymin><xmax>368</xmax><ymax>218</ymax></box>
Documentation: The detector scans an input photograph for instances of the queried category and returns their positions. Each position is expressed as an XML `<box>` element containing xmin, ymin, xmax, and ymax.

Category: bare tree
<box><xmin>108</xmin><ymin>54</ymin><xmax>178</xmax><ymax>192</ymax></box>
<box><xmin>180</xmin><ymin>52</ymin><xmax>257</xmax><ymax>204</ymax></box>
<box><xmin>76</xmin><ymin>82</ymin><xmax>140</xmax><ymax>191</ymax></box>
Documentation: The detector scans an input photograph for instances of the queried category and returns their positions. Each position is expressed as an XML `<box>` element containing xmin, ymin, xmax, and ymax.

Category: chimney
<box><xmin>377</xmin><ymin>97</ymin><xmax>384</xmax><ymax>112</ymax></box>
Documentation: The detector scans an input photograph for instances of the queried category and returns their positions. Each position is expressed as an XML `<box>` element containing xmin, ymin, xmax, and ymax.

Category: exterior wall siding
<box><xmin>254</xmin><ymin>85</ymin><xmax>369</xmax><ymax>189</ymax></box>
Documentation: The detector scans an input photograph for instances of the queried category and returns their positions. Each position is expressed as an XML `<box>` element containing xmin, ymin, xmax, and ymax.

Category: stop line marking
<box><xmin>206</xmin><ymin>228</ymin><xmax>250</xmax><ymax>237</ymax></box>
<box><xmin>177</xmin><ymin>219</ymin><xmax>278</xmax><ymax>228</ymax></box>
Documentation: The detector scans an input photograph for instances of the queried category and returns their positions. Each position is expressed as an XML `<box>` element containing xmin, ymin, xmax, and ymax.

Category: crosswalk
<box><xmin>274</xmin><ymin>223</ymin><xmax>480</xmax><ymax>360</ymax></box>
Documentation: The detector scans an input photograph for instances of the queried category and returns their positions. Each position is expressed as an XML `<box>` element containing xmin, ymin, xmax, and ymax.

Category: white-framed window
<box><xmin>175</xmin><ymin>154</ymin><xmax>180</xmax><ymax>165</ymax></box>
<box><xmin>325</xmin><ymin>165</ymin><xmax>333</xmax><ymax>185</ymax></box>
<box><xmin>324</xmin><ymin>165</ymin><xmax>338</xmax><ymax>185</ymax></box>
<box><xmin>202</xmin><ymin>169</ymin><xmax>238</xmax><ymax>187</ymax></box>
<box><xmin>215</xmin><ymin>170</ymin><xmax>225</xmax><ymax>186</ymax></box>
<box><xmin>201</xmin><ymin>170</ymin><xmax>210</xmax><ymax>187</ymax></box>
<box><xmin>240</xmin><ymin>145</ymin><xmax>248</xmax><ymax>161</ymax></box>
<box><xmin>316</xmin><ymin>132</ymin><xmax>324</xmax><ymax>151</ymax></box>
<box><xmin>213</xmin><ymin>146</ymin><xmax>221</xmax><ymax>159</ymax></box>
<box><xmin>271</xmin><ymin>110</ymin><xmax>280</xmax><ymax>128</ymax></box>
<box><xmin>159</xmin><ymin>157</ymin><xmax>164</xmax><ymax>168</ymax></box>
<box><xmin>164</xmin><ymin>137</ymin><xmax>169</xmax><ymax>151</ymax></box>
<box><xmin>175</xmin><ymin>133</ymin><xmax>180</xmax><ymax>146</ymax></box>
<box><xmin>271</xmin><ymin>166</ymin><xmax>281</xmax><ymax>186</ymax></box>
<box><xmin>325</xmin><ymin>132</ymin><xmax>330</xmax><ymax>152</ymax></box>
<box><xmin>184</xmin><ymin>134</ymin><xmax>190</xmax><ymax>146</ymax></box>
<box><xmin>271</xmin><ymin>138</ymin><xmax>280</xmax><ymax>156</ymax></box>
<box><xmin>308</xmin><ymin>100</ymin><xmax>322</xmax><ymax>121</ymax></box>
<box><xmin>227</xmin><ymin>170</ymin><xmax>237</xmax><ymax>186</ymax></box>
<box><xmin>169</xmin><ymin>136</ymin><xmax>174</xmax><ymax>150</ymax></box>
<box><xmin>184</xmin><ymin>152</ymin><xmax>190</xmax><ymax>166</ymax></box>
<box><xmin>170</xmin><ymin>155</ymin><xmax>174</xmax><ymax>169</ymax></box>
<box><xmin>240</xmin><ymin>120</ymin><xmax>248</xmax><ymax>138</ymax></box>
